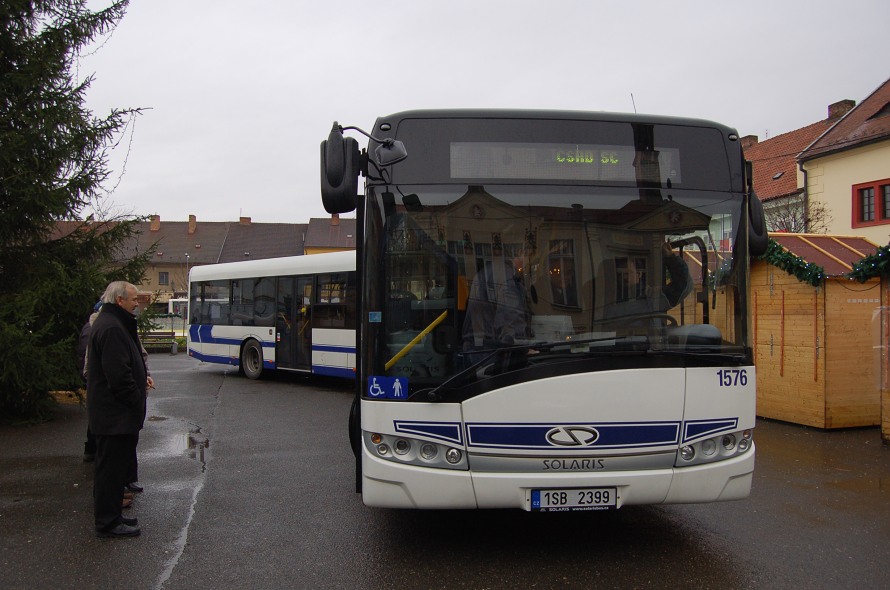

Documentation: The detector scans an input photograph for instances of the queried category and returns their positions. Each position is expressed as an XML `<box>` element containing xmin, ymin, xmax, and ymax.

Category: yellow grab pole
<box><xmin>385</xmin><ymin>310</ymin><xmax>449</xmax><ymax>371</ymax></box>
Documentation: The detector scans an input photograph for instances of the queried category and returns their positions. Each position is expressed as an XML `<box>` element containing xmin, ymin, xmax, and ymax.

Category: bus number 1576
<box><xmin>717</xmin><ymin>369</ymin><xmax>748</xmax><ymax>387</ymax></box>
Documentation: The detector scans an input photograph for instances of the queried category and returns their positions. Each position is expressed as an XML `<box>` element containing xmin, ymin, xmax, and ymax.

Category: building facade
<box><xmin>799</xmin><ymin>78</ymin><xmax>890</xmax><ymax>244</ymax></box>
<box><xmin>132</xmin><ymin>214</ymin><xmax>353</xmax><ymax>305</ymax></box>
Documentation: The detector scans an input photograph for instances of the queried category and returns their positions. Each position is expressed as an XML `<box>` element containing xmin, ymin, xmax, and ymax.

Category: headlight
<box><xmin>394</xmin><ymin>439</ymin><xmax>411</xmax><ymax>455</ymax></box>
<box><xmin>675</xmin><ymin>429</ymin><xmax>754</xmax><ymax>467</ymax></box>
<box><xmin>420</xmin><ymin>443</ymin><xmax>437</xmax><ymax>460</ymax></box>
<box><xmin>701</xmin><ymin>439</ymin><xmax>717</xmax><ymax>456</ymax></box>
<box><xmin>365</xmin><ymin>432</ymin><xmax>467</xmax><ymax>470</ymax></box>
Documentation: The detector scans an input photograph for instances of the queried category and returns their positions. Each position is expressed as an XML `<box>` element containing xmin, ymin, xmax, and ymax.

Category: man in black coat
<box><xmin>87</xmin><ymin>281</ymin><xmax>147</xmax><ymax>538</ymax></box>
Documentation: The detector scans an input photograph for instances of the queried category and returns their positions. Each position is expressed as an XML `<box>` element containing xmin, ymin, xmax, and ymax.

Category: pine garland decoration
<box><xmin>847</xmin><ymin>244</ymin><xmax>890</xmax><ymax>283</ymax></box>
<box><xmin>758</xmin><ymin>239</ymin><xmax>825</xmax><ymax>288</ymax></box>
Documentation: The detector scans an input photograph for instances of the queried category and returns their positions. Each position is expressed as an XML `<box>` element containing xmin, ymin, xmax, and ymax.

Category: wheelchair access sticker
<box><xmin>367</xmin><ymin>376</ymin><xmax>408</xmax><ymax>399</ymax></box>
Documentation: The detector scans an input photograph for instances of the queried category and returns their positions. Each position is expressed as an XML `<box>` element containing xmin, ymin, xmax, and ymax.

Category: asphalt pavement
<box><xmin>1</xmin><ymin>353</ymin><xmax>889</xmax><ymax>590</ymax></box>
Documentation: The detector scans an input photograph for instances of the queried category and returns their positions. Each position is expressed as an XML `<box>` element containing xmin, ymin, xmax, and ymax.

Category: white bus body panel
<box><xmin>360</xmin><ymin>367</ymin><xmax>756</xmax><ymax>509</ymax></box>
<box><xmin>312</xmin><ymin>328</ymin><xmax>356</xmax><ymax>378</ymax></box>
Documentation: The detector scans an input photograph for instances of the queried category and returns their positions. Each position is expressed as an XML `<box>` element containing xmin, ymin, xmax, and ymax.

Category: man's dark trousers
<box><xmin>94</xmin><ymin>433</ymin><xmax>137</xmax><ymax>531</ymax></box>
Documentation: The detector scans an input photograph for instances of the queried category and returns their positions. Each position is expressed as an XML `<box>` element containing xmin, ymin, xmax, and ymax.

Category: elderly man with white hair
<box><xmin>87</xmin><ymin>281</ymin><xmax>148</xmax><ymax>538</ymax></box>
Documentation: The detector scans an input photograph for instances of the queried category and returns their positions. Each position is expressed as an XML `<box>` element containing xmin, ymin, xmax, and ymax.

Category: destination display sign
<box><xmin>450</xmin><ymin>142</ymin><xmax>681</xmax><ymax>184</ymax></box>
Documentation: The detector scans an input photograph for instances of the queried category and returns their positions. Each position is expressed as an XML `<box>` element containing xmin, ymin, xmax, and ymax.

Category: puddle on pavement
<box><xmin>169</xmin><ymin>433</ymin><xmax>210</xmax><ymax>467</ymax></box>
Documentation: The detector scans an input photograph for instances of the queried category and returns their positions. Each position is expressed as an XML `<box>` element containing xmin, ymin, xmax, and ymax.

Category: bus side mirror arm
<box><xmin>320</xmin><ymin>122</ymin><xmax>409</xmax><ymax>213</ymax></box>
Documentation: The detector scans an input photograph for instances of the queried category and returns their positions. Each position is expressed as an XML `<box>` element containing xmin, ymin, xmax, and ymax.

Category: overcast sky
<box><xmin>81</xmin><ymin>0</ymin><xmax>889</xmax><ymax>224</ymax></box>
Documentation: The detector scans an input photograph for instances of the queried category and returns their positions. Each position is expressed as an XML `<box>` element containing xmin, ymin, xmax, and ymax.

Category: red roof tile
<box><xmin>801</xmin><ymin>77</ymin><xmax>890</xmax><ymax>161</ymax></box>
<box><xmin>743</xmin><ymin>120</ymin><xmax>834</xmax><ymax>201</ymax></box>
<box><xmin>769</xmin><ymin>233</ymin><xmax>880</xmax><ymax>276</ymax></box>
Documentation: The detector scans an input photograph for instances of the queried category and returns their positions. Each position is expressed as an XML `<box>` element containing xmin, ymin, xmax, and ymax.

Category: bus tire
<box><xmin>348</xmin><ymin>397</ymin><xmax>360</xmax><ymax>457</ymax></box>
<box><xmin>241</xmin><ymin>339</ymin><xmax>264</xmax><ymax>380</ymax></box>
<box><xmin>348</xmin><ymin>396</ymin><xmax>362</xmax><ymax>493</ymax></box>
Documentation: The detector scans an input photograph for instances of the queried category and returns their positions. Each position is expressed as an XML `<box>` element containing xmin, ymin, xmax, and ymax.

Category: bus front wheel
<box><xmin>240</xmin><ymin>339</ymin><xmax>264</xmax><ymax>380</ymax></box>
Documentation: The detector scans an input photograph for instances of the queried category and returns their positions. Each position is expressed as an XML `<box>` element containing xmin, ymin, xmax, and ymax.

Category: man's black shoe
<box><xmin>96</xmin><ymin>523</ymin><xmax>141</xmax><ymax>538</ymax></box>
<box><xmin>125</xmin><ymin>482</ymin><xmax>144</xmax><ymax>493</ymax></box>
<box><xmin>83</xmin><ymin>453</ymin><xmax>95</xmax><ymax>463</ymax></box>
<box><xmin>120</xmin><ymin>516</ymin><xmax>138</xmax><ymax>526</ymax></box>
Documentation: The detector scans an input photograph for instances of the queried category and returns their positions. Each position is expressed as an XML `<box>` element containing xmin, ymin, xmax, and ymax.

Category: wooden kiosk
<box><xmin>751</xmin><ymin>234</ymin><xmax>884</xmax><ymax>430</ymax></box>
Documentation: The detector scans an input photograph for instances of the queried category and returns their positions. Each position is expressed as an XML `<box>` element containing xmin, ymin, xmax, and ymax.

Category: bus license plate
<box><xmin>530</xmin><ymin>488</ymin><xmax>617</xmax><ymax>511</ymax></box>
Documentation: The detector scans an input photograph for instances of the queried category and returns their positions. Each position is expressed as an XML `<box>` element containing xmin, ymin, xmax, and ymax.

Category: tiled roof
<box><xmin>218</xmin><ymin>222</ymin><xmax>307</xmax><ymax>263</ymax></box>
<box><xmin>743</xmin><ymin>120</ymin><xmax>835</xmax><ymax>201</ymax></box>
<box><xmin>135</xmin><ymin>221</ymin><xmax>229</xmax><ymax>265</ymax></box>
<box><xmin>54</xmin><ymin>218</ymin><xmax>312</xmax><ymax>265</ymax></box>
<box><xmin>52</xmin><ymin>214</ymin><xmax>353</xmax><ymax>268</ymax></box>
<box><xmin>305</xmin><ymin>216</ymin><xmax>357</xmax><ymax>250</ymax></box>
<box><xmin>769</xmin><ymin>233</ymin><xmax>879</xmax><ymax>277</ymax></box>
<box><xmin>800</xmin><ymin>77</ymin><xmax>890</xmax><ymax>161</ymax></box>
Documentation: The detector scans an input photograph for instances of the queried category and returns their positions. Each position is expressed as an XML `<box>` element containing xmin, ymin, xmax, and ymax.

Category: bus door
<box><xmin>275</xmin><ymin>277</ymin><xmax>313</xmax><ymax>371</ymax></box>
<box><xmin>294</xmin><ymin>277</ymin><xmax>313</xmax><ymax>370</ymax></box>
<box><xmin>276</xmin><ymin>278</ymin><xmax>296</xmax><ymax>370</ymax></box>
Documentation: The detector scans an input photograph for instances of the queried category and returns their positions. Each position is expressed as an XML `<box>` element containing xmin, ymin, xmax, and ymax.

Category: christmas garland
<box><xmin>758</xmin><ymin>239</ymin><xmax>825</xmax><ymax>287</ymax></box>
<box><xmin>847</xmin><ymin>244</ymin><xmax>890</xmax><ymax>283</ymax></box>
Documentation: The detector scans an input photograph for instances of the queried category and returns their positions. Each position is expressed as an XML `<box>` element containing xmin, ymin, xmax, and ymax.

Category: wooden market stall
<box><xmin>752</xmin><ymin>233</ymin><xmax>884</xmax><ymax>429</ymax></box>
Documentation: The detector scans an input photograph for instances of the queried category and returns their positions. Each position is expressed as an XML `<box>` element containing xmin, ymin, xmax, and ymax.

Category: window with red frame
<box><xmin>852</xmin><ymin>179</ymin><xmax>890</xmax><ymax>228</ymax></box>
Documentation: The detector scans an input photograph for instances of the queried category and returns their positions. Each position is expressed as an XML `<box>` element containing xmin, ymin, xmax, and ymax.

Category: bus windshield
<box><xmin>367</xmin><ymin>182</ymin><xmax>746</xmax><ymax>398</ymax></box>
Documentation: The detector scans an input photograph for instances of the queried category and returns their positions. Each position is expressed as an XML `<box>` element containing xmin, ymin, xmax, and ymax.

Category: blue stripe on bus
<box><xmin>394</xmin><ymin>421</ymin><xmax>463</xmax><ymax>445</ymax></box>
<box><xmin>313</xmin><ymin>365</ymin><xmax>356</xmax><ymax>378</ymax></box>
<box><xmin>188</xmin><ymin>348</ymin><xmax>276</xmax><ymax>370</ymax></box>
<box><xmin>312</xmin><ymin>344</ymin><xmax>357</xmax><ymax>354</ymax></box>
<box><xmin>189</xmin><ymin>349</ymin><xmax>237</xmax><ymax>366</ymax></box>
<box><xmin>188</xmin><ymin>324</ymin><xmax>274</xmax><ymax>347</ymax></box>
<box><xmin>466</xmin><ymin>422</ymin><xmax>681</xmax><ymax>450</ymax></box>
<box><xmin>682</xmin><ymin>418</ymin><xmax>738</xmax><ymax>443</ymax></box>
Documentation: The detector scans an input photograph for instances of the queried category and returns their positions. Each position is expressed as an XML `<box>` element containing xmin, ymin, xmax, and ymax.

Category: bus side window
<box><xmin>253</xmin><ymin>277</ymin><xmax>275</xmax><ymax>327</ymax></box>
<box><xmin>314</xmin><ymin>304</ymin><xmax>345</xmax><ymax>328</ymax></box>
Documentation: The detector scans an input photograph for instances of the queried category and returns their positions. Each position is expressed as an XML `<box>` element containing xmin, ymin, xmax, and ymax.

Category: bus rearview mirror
<box><xmin>747</xmin><ymin>192</ymin><xmax>769</xmax><ymax>256</ymax></box>
<box><xmin>320</xmin><ymin>123</ymin><xmax>360</xmax><ymax>214</ymax></box>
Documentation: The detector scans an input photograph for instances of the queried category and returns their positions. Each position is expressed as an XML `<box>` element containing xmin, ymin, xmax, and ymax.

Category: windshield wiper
<box><xmin>416</xmin><ymin>335</ymin><xmax>643</xmax><ymax>402</ymax></box>
<box><xmin>414</xmin><ymin>345</ymin><xmax>528</xmax><ymax>402</ymax></box>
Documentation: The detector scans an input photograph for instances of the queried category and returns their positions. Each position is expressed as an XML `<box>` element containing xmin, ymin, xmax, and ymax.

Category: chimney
<box><xmin>331</xmin><ymin>213</ymin><xmax>340</xmax><ymax>226</ymax></box>
<box><xmin>740</xmin><ymin>135</ymin><xmax>759</xmax><ymax>150</ymax></box>
<box><xmin>188</xmin><ymin>214</ymin><xmax>197</xmax><ymax>235</ymax></box>
<box><xmin>150</xmin><ymin>215</ymin><xmax>160</xmax><ymax>232</ymax></box>
<box><xmin>828</xmin><ymin>99</ymin><xmax>855</xmax><ymax>120</ymax></box>
<box><xmin>239</xmin><ymin>216</ymin><xmax>251</xmax><ymax>225</ymax></box>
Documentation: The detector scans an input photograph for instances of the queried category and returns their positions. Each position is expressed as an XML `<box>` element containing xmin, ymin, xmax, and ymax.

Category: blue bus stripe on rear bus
<box><xmin>313</xmin><ymin>365</ymin><xmax>356</xmax><ymax>378</ymax></box>
<box><xmin>312</xmin><ymin>344</ymin><xmax>357</xmax><ymax>354</ymax></box>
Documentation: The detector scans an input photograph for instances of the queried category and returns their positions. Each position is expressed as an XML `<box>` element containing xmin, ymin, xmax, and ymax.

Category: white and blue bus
<box><xmin>321</xmin><ymin>109</ymin><xmax>769</xmax><ymax>510</ymax></box>
<box><xmin>187</xmin><ymin>251</ymin><xmax>356</xmax><ymax>379</ymax></box>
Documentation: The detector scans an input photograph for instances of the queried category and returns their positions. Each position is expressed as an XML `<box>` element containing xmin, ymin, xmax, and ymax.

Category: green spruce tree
<box><xmin>0</xmin><ymin>0</ymin><xmax>151</xmax><ymax>422</ymax></box>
